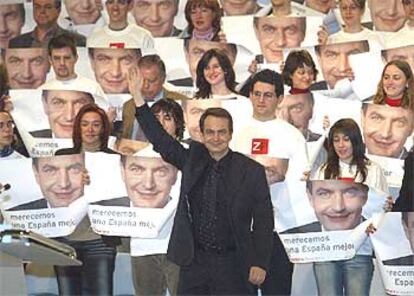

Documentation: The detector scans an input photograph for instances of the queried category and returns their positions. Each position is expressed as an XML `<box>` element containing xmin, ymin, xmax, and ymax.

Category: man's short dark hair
<box><xmin>306</xmin><ymin>180</ymin><xmax>369</xmax><ymax>195</ymax></box>
<box><xmin>34</xmin><ymin>0</ymin><xmax>61</xmax><ymax>10</ymax></box>
<box><xmin>253</xmin><ymin>16</ymin><xmax>306</xmax><ymax>34</ymax></box>
<box><xmin>48</xmin><ymin>34</ymin><xmax>77</xmax><ymax>57</ymax></box>
<box><xmin>41</xmin><ymin>90</ymin><xmax>95</xmax><ymax>104</ymax></box>
<box><xmin>248</xmin><ymin>69</ymin><xmax>284</xmax><ymax>98</ymax></box>
<box><xmin>138</xmin><ymin>54</ymin><xmax>166</xmax><ymax>79</ymax></box>
<box><xmin>183</xmin><ymin>39</ymin><xmax>237</xmax><ymax>58</ymax></box>
<box><xmin>88</xmin><ymin>48</ymin><xmax>142</xmax><ymax>60</ymax></box>
<box><xmin>199</xmin><ymin>107</ymin><xmax>233</xmax><ymax>134</ymax></box>
<box><xmin>150</xmin><ymin>98</ymin><xmax>185</xmax><ymax>140</ymax></box>
<box><xmin>315</xmin><ymin>40</ymin><xmax>370</xmax><ymax>56</ymax></box>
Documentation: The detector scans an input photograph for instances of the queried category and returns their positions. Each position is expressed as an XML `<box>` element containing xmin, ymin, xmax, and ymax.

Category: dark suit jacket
<box><xmin>281</xmin><ymin>221</ymin><xmax>322</xmax><ymax>234</ymax></box>
<box><xmin>55</xmin><ymin>146</ymin><xmax>118</xmax><ymax>155</ymax></box>
<box><xmin>7</xmin><ymin>198</ymin><xmax>47</xmax><ymax>211</ymax></box>
<box><xmin>92</xmin><ymin>197</ymin><xmax>130</xmax><ymax>207</ymax></box>
<box><xmin>9</xmin><ymin>25</ymin><xmax>86</xmax><ymax>48</ymax></box>
<box><xmin>136</xmin><ymin>104</ymin><xmax>274</xmax><ymax>273</ymax></box>
<box><xmin>393</xmin><ymin>151</ymin><xmax>414</xmax><ymax>211</ymax></box>
<box><xmin>121</xmin><ymin>88</ymin><xmax>189</xmax><ymax>139</ymax></box>
<box><xmin>167</xmin><ymin>77</ymin><xmax>194</xmax><ymax>88</ymax></box>
<box><xmin>30</xmin><ymin>129</ymin><xmax>53</xmax><ymax>138</ymax></box>
<box><xmin>383</xmin><ymin>255</ymin><xmax>414</xmax><ymax>266</ymax></box>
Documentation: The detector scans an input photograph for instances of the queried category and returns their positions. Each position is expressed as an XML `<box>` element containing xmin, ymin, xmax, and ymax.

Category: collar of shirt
<box><xmin>33</xmin><ymin>24</ymin><xmax>60</xmax><ymax>43</ymax></box>
<box><xmin>0</xmin><ymin>145</ymin><xmax>14</xmax><ymax>158</ymax></box>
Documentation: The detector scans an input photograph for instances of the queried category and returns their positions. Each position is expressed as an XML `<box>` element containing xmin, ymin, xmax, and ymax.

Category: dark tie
<box><xmin>198</xmin><ymin>162</ymin><xmax>220</xmax><ymax>249</ymax></box>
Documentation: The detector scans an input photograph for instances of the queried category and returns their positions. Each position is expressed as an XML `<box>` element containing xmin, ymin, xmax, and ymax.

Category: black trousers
<box><xmin>54</xmin><ymin>239</ymin><xmax>116</xmax><ymax>295</ymax></box>
<box><xmin>259</xmin><ymin>233</ymin><xmax>293</xmax><ymax>296</ymax></box>
<box><xmin>177</xmin><ymin>248</ymin><xmax>254</xmax><ymax>296</ymax></box>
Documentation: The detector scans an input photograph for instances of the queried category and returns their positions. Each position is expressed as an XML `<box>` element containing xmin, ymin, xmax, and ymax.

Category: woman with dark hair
<box><xmin>57</xmin><ymin>103</ymin><xmax>116</xmax><ymax>154</ymax></box>
<box><xmin>150</xmin><ymin>98</ymin><xmax>185</xmax><ymax>141</ymax></box>
<box><xmin>282</xmin><ymin>50</ymin><xmax>319</xmax><ymax>94</ymax></box>
<box><xmin>54</xmin><ymin>103</ymin><xmax>118</xmax><ymax>295</ymax></box>
<box><xmin>0</xmin><ymin>111</ymin><xmax>25</xmax><ymax>159</ymax></box>
<box><xmin>373</xmin><ymin>60</ymin><xmax>414</xmax><ymax>110</ymax></box>
<box><xmin>311</xmin><ymin>119</ymin><xmax>389</xmax><ymax>296</ymax></box>
<box><xmin>181</xmin><ymin>0</ymin><xmax>222</xmax><ymax>41</ymax></box>
<box><xmin>312</xmin><ymin>118</ymin><xmax>387</xmax><ymax>190</ymax></box>
<box><xmin>195</xmin><ymin>48</ymin><xmax>237</xmax><ymax>99</ymax></box>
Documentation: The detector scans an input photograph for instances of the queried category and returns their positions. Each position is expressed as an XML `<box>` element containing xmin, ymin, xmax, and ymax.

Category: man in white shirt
<box><xmin>41</xmin><ymin>34</ymin><xmax>106</xmax><ymax>101</ymax></box>
<box><xmin>87</xmin><ymin>0</ymin><xmax>154</xmax><ymax>50</ymax></box>
<box><xmin>232</xmin><ymin>69</ymin><xmax>309</xmax><ymax>296</ymax></box>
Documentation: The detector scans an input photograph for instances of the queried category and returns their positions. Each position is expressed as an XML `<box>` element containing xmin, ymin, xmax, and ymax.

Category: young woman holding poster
<box><xmin>311</xmin><ymin>118</ymin><xmax>389</xmax><ymax>296</ymax></box>
<box><xmin>181</xmin><ymin>0</ymin><xmax>223</xmax><ymax>41</ymax></box>
<box><xmin>194</xmin><ymin>48</ymin><xmax>237</xmax><ymax>99</ymax></box>
<box><xmin>54</xmin><ymin>103</ymin><xmax>119</xmax><ymax>295</ymax></box>
<box><xmin>373</xmin><ymin>60</ymin><xmax>414</xmax><ymax>110</ymax></box>
<box><xmin>281</xmin><ymin>49</ymin><xmax>320</xmax><ymax>94</ymax></box>
<box><xmin>312</xmin><ymin>118</ymin><xmax>388</xmax><ymax>191</ymax></box>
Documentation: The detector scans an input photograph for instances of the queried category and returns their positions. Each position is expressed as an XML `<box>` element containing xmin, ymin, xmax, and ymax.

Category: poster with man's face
<box><xmin>370</xmin><ymin>212</ymin><xmax>414</xmax><ymax>295</ymax></box>
<box><xmin>85</xmin><ymin>147</ymin><xmax>180</xmax><ymax>238</ymax></box>
<box><xmin>0</xmin><ymin>155</ymin><xmax>88</xmax><ymax>237</ymax></box>
<box><xmin>9</xmin><ymin>89</ymin><xmax>107</xmax><ymax>157</ymax></box>
<box><xmin>278</xmin><ymin>179</ymin><xmax>387</xmax><ymax>263</ymax></box>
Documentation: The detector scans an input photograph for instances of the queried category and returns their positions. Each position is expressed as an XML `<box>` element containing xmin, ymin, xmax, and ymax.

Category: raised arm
<box><xmin>128</xmin><ymin>67</ymin><xmax>188</xmax><ymax>170</ymax></box>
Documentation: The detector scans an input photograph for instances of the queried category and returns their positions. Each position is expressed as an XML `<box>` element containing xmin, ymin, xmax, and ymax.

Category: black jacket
<box><xmin>393</xmin><ymin>151</ymin><xmax>414</xmax><ymax>211</ymax></box>
<box><xmin>135</xmin><ymin>104</ymin><xmax>274</xmax><ymax>273</ymax></box>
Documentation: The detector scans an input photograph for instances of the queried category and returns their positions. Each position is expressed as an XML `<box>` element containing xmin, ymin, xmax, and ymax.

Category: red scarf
<box><xmin>338</xmin><ymin>177</ymin><xmax>355</xmax><ymax>182</ymax></box>
<box><xmin>385</xmin><ymin>97</ymin><xmax>402</xmax><ymax>107</ymax></box>
<box><xmin>289</xmin><ymin>88</ymin><xmax>310</xmax><ymax>95</ymax></box>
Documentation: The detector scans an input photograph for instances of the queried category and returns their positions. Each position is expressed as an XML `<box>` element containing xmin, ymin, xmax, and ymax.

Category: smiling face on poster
<box><xmin>88</xmin><ymin>48</ymin><xmax>141</xmax><ymax>94</ymax></box>
<box><xmin>368</xmin><ymin>0</ymin><xmax>405</xmax><ymax>32</ymax></box>
<box><xmin>0</xmin><ymin>4</ymin><xmax>25</xmax><ymax>49</ymax></box>
<box><xmin>361</xmin><ymin>103</ymin><xmax>414</xmax><ymax>159</ymax></box>
<box><xmin>5</xmin><ymin>47</ymin><xmax>51</xmax><ymax>89</ymax></box>
<box><xmin>132</xmin><ymin>0</ymin><xmax>179</xmax><ymax>37</ymax></box>
<box><xmin>254</xmin><ymin>16</ymin><xmax>306</xmax><ymax>64</ymax></box>
<box><xmin>40</xmin><ymin>89</ymin><xmax>95</xmax><ymax>138</ymax></box>
<box><xmin>220</xmin><ymin>0</ymin><xmax>258</xmax><ymax>15</ymax></box>
<box><xmin>307</xmin><ymin>179</ymin><xmax>368</xmax><ymax>231</ymax></box>
<box><xmin>32</xmin><ymin>154</ymin><xmax>86</xmax><ymax>208</ymax></box>
<box><xmin>120</xmin><ymin>155</ymin><xmax>178</xmax><ymax>208</ymax></box>
<box><xmin>64</xmin><ymin>0</ymin><xmax>101</xmax><ymax>24</ymax></box>
<box><xmin>315</xmin><ymin>41</ymin><xmax>369</xmax><ymax>89</ymax></box>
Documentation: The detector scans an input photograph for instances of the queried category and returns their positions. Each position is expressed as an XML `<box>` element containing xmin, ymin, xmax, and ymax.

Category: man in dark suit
<box><xmin>128</xmin><ymin>67</ymin><xmax>274</xmax><ymax>294</ymax></box>
<box><xmin>121</xmin><ymin>55</ymin><xmax>188</xmax><ymax>140</ymax></box>
<box><xmin>282</xmin><ymin>221</ymin><xmax>322</xmax><ymax>234</ymax></box>
<box><xmin>383</xmin><ymin>212</ymin><xmax>414</xmax><ymax>266</ymax></box>
<box><xmin>9</xmin><ymin>0</ymin><xmax>86</xmax><ymax>48</ymax></box>
<box><xmin>7</xmin><ymin>198</ymin><xmax>48</xmax><ymax>211</ymax></box>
